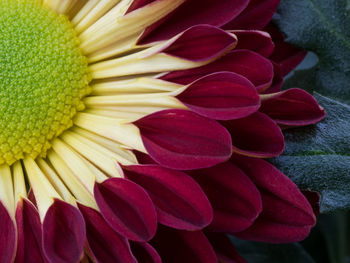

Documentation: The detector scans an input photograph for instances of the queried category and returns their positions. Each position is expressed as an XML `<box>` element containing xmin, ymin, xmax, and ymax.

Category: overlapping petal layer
<box><xmin>232</xmin><ymin>155</ymin><xmax>316</xmax><ymax>243</ymax></box>
<box><xmin>124</xmin><ymin>165</ymin><xmax>213</xmax><ymax>230</ymax></box>
<box><xmin>0</xmin><ymin>1</ymin><xmax>327</xmax><ymax>263</ymax></box>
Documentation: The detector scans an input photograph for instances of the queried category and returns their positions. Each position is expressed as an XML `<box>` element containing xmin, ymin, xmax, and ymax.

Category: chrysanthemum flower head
<box><xmin>0</xmin><ymin>0</ymin><xmax>326</xmax><ymax>262</ymax></box>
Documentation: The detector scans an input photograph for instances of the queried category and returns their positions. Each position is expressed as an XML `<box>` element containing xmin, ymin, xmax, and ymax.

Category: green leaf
<box><xmin>270</xmin><ymin>94</ymin><xmax>350</xmax><ymax>212</ymax></box>
<box><xmin>275</xmin><ymin>0</ymin><xmax>350</xmax><ymax>102</ymax></box>
<box><xmin>230</xmin><ymin>237</ymin><xmax>315</xmax><ymax>263</ymax></box>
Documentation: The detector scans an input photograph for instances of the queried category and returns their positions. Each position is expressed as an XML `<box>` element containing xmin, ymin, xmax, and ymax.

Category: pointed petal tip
<box><xmin>177</xmin><ymin>72</ymin><xmax>260</xmax><ymax>120</ymax></box>
<box><xmin>222</xmin><ymin>112</ymin><xmax>284</xmax><ymax>158</ymax></box>
<box><xmin>260</xmin><ymin>88</ymin><xmax>326</xmax><ymax>127</ymax></box>
<box><xmin>124</xmin><ymin>164</ymin><xmax>213</xmax><ymax>231</ymax></box>
<box><xmin>232</xmin><ymin>156</ymin><xmax>316</xmax><ymax>243</ymax></box>
<box><xmin>94</xmin><ymin>178</ymin><xmax>157</xmax><ymax>242</ymax></box>
<box><xmin>135</xmin><ymin>109</ymin><xmax>232</xmax><ymax>170</ymax></box>
<box><xmin>78</xmin><ymin>204</ymin><xmax>137</xmax><ymax>263</ymax></box>
<box><xmin>15</xmin><ymin>198</ymin><xmax>46</xmax><ymax>263</ymax></box>
<box><xmin>163</xmin><ymin>25</ymin><xmax>237</xmax><ymax>62</ymax></box>
<box><xmin>0</xmin><ymin>202</ymin><xmax>16</xmax><ymax>263</ymax></box>
<box><xmin>191</xmin><ymin>161</ymin><xmax>262</xmax><ymax>233</ymax></box>
<box><xmin>42</xmin><ymin>199</ymin><xmax>86</xmax><ymax>263</ymax></box>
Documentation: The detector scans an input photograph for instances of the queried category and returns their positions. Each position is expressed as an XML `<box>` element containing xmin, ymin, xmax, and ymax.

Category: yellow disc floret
<box><xmin>0</xmin><ymin>0</ymin><xmax>91</xmax><ymax>165</ymax></box>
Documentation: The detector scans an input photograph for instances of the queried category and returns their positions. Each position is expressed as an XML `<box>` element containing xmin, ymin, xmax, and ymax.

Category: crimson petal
<box><xmin>130</xmin><ymin>242</ymin><xmax>162</xmax><ymax>263</ymax></box>
<box><xmin>138</xmin><ymin>0</ymin><xmax>249</xmax><ymax>43</ymax></box>
<box><xmin>42</xmin><ymin>199</ymin><xmax>85</xmax><ymax>263</ymax></box>
<box><xmin>133</xmin><ymin>151</ymin><xmax>158</xmax><ymax>165</ymax></box>
<box><xmin>161</xmin><ymin>50</ymin><xmax>274</xmax><ymax>92</ymax></box>
<box><xmin>0</xmin><ymin>202</ymin><xmax>16</xmax><ymax>263</ymax></box>
<box><xmin>124</xmin><ymin>164</ymin><xmax>213</xmax><ymax>230</ymax></box>
<box><xmin>177</xmin><ymin>72</ymin><xmax>260</xmax><ymax>120</ymax></box>
<box><xmin>222</xmin><ymin>112</ymin><xmax>284</xmax><ymax>158</ymax></box>
<box><xmin>94</xmin><ymin>178</ymin><xmax>157</xmax><ymax>241</ymax></box>
<box><xmin>271</xmin><ymin>43</ymin><xmax>307</xmax><ymax>76</ymax></box>
<box><xmin>224</xmin><ymin>0</ymin><xmax>280</xmax><ymax>30</ymax></box>
<box><xmin>161</xmin><ymin>25</ymin><xmax>237</xmax><ymax>62</ymax></box>
<box><xmin>265</xmin><ymin>24</ymin><xmax>307</xmax><ymax>76</ymax></box>
<box><xmin>302</xmin><ymin>190</ymin><xmax>321</xmax><ymax>217</ymax></box>
<box><xmin>260</xmin><ymin>88</ymin><xmax>326</xmax><ymax>126</ymax></box>
<box><xmin>15</xmin><ymin>198</ymin><xmax>46</xmax><ymax>263</ymax></box>
<box><xmin>191</xmin><ymin>161</ymin><xmax>262</xmax><ymax>233</ymax></box>
<box><xmin>261</xmin><ymin>62</ymin><xmax>284</xmax><ymax>94</ymax></box>
<box><xmin>151</xmin><ymin>226</ymin><xmax>217</xmax><ymax>263</ymax></box>
<box><xmin>78</xmin><ymin>204</ymin><xmax>137</xmax><ymax>263</ymax></box>
<box><xmin>206</xmin><ymin>233</ymin><xmax>247</xmax><ymax>263</ymax></box>
<box><xmin>134</xmin><ymin>109</ymin><xmax>232</xmax><ymax>170</ymax></box>
<box><xmin>127</xmin><ymin>0</ymin><xmax>156</xmax><ymax>12</ymax></box>
<box><xmin>232</xmin><ymin>30</ymin><xmax>275</xmax><ymax>57</ymax></box>
<box><xmin>232</xmin><ymin>156</ymin><xmax>316</xmax><ymax>243</ymax></box>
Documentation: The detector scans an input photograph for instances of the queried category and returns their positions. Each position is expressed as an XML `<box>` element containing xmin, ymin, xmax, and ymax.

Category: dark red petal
<box><xmin>78</xmin><ymin>204</ymin><xmax>137</xmax><ymax>263</ymax></box>
<box><xmin>271</xmin><ymin>43</ymin><xmax>307</xmax><ymax>76</ymax></box>
<box><xmin>191</xmin><ymin>161</ymin><xmax>262</xmax><ymax>233</ymax></box>
<box><xmin>151</xmin><ymin>226</ymin><xmax>217</xmax><ymax>263</ymax></box>
<box><xmin>224</xmin><ymin>0</ymin><xmax>280</xmax><ymax>30</ymax></box>
<box><xmin>134</xmin><ymin>109</ymin><xmax>232</xmax><ymax>170</ymax></box>
<box><xmin>302</xmin><ymin>190</ymin><xmax>321</xmax><ymax>217</ymax></box>
<box><xmin>206</xmin><ymin>233</ymin><xmax>247</xmax><ymax>263</ymax></box>
<box><xmin>261</xmin><ymin>62</ymin><xmax>284</xmax><ymax>94</ymax></box>
<box><xmin>133</xmin><ymin>151</ymin><xmax>158</xmax><ymax>165</ymax></box>
<box><xmin>232</xmin><ymin>30</ymin><xmax>275</xmax><ymax>57</ymax></box>
<box><xmin>161</xmin><ymin>50</ymin><xmax>274</xmax><ymax>92</ymax></box>
<box><xmin>0</xmin><ymin>202</ymin><xmax>16</xmax><ymax>263</ymax></box>
<box><xmin>124</xmin><ymin>164</ymin><xmax>213</xmax><ymax>230</ymax></box>
<box><xmin>265</xmin><ymin>24</ymin><xmax>307</xmax><ymax>76</ymax></box>
<box><xmin>130</xmin><ymin>242</ymin><xmax>162</xmax><ymax>263</ymax></box>
<box><xmin>127</xmin><ymin>0</ymin><xmax>156</xmax><ymax>12</ymax></box>
<box><xmin>222</xmin><ymin>112</ymin><xmax>284</xmax><ymax>158</ymax></box>
<box><xmin>43</xmin><ymin>199</ymin><xmax>85</xmax><ymax>263</ymax></box>
<box><xmin>177</xmin><ymin>72</ymin><xmax>260</xmax><ymax>120</ymax></box>
<box><xmin>28</xmin><ymin>190</ymin><xmax>36</xmax><ymax>206</ymax></box>
<box><xmin>138</xmin><ymin>0</ymin><xmax>249</xmax><ymax>44</ymax></box>
<box><xmin>94</xmin><ymin>178</ymin><xmax>157</xmax><ymax>241</ymax></box>
<box><xmin>15</xmin><ymin>198</ymin><xmax>46</xmax><ymax>263</ymax></box>
<box><xmin>260</xmin><ymin>88</ymin><xmax>326</xmax><ymax>126</ymax></box>
<box><xmin>161</xmin><ymin>25</ymin><xmax>237</xmax><ymax>62</ymax></box>
<box><xmin>232</xmin><ymin>155</ymin><xmax>316</xmax><ymax>243</ymax></box>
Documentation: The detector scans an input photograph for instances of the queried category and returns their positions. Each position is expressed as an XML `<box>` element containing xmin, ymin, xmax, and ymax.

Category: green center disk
<box><xmin>0</xmin><ymin>0</ymin><xmax>91</xmax><ymax>165</ymax></box>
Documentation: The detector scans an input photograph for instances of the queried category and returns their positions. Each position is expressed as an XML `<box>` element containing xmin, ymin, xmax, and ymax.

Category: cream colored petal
<box><xmin>52</xmin><ymin>138</ymin><xmax>103</xmax><ymax>189</ymax></box>
<box><xmin>12</xmin><ymin>161</ymin><xmax>26</xmax><ymax>203</ymax></box>
<box><xmin>85</xmin><ymin>108</ymin><xmax>145</xmax><ymax>121</ymax></box>
<box><xmin>0</xmin><ymin>164</ymin><xmax>15</xmax><ymax>218</ymax></box>
<box><xmin>71</xmin><ymin>0</ymin><xmax>99</xmax><ymax>25</ymax></box>
<box><xmin>37</xmin><ymin>158</ymin><xmax>76</xmax><ymax>205</ymax></box>
<box><xmin>23</xmin><ymin>157</ymin><xmax>60</xmax><ymax>220</ymax></box>
<box><xmin>89</xmin><ymin>51</ymin><xmax>209</xmax><ymax>79</ymax></box>
<box><xmin>74</xmin><ymin>0</ymin><xmax>121</xmax><ymax>33</ymax></box>
<box><xmin>48</xmin><ymin>151</ymin><xmax>98</xmax><ymax>210</ymax></box>
<box><xmin>87</xmin><ymin>34</ymin><xmax>141</xmax><ymax>63</ymax></box>
<box><xmin>72</xmin><ymin>126</ymin><xmax>138</xmax><ymax>163</ymax></box>
<box><xmin>91</xmin><ymin>77</ymin><xmax>181</xmax><ymax>95</ymax></box>
<box><xmin>80</xmin><ymin>0</ymin><xmax>185</xmax><ymax>54</ymax></box>
<box><xmin>61</xmin><ymin>130</ymin><xmax>129</xmax><ymax>177</ymax></box>
<box><xmin>74</xmin><ymin>113</ymin><xmax>146</xmax><ymax>153</ymax></box>
<box><xmin>84</xmin><ymin>93</ymin><xmax>184</xmax><ymax>108</ymax></box>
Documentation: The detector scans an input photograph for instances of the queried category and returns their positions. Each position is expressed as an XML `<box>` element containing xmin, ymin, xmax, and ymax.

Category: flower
<box><xmin>0</xmin><ymin>0</ymin><xmax>325</xmax><ymax>263</ymax></box>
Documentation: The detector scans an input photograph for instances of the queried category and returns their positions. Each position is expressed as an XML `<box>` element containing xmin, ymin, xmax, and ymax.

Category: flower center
<box><xmin>0</xmin><ymin>0</ymin><xmax>91</xmax><ymax>165</ymax></box>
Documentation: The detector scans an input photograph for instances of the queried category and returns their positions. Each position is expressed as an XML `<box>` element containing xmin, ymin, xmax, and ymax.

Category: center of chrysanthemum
<box><xmin>0</xmin><ymin>0</ymin><xmax>91</xmax><ymax>165</ymax></box>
